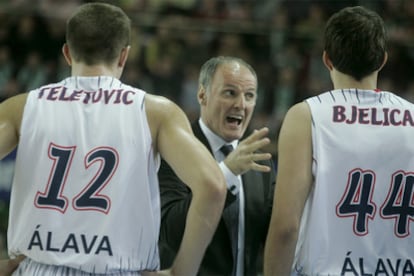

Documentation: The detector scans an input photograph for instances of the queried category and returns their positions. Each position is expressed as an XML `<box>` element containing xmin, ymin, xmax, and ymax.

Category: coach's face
<box><xmin>198</xmin><ymin>62</ymin><xmax>257</xmax><ymax>142</ymax></box>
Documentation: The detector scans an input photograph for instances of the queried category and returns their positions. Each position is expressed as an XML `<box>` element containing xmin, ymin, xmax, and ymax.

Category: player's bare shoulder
<box><xmin>0</xmin><ymin>93</ymin><xmax>29</xmax><ymax>131</ymax></box>
<box><xmin>278</xmin><ymin>101</ymin><xmax>312</xmax><ymax>151</ymax></box>
<box><xmin>282</xmin><ymin>101</ymin><xmax>311</xmax><ymax>129</ymax></box>
<box><xmin>288</xmin><ymin>101</ymin><xmax>310</xmax><ymax>118</ymax></box>
<box><xmin>144</xmin><ymin>93</ymin><xmax>189</xmax><ymax>142</ymax></box>
<box><xmin>145</xmin><ymin>94</ymin><xmax>178</xmax><ymax>126</ymax></box>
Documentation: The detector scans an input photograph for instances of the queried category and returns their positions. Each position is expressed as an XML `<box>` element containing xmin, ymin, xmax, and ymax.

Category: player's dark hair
<box><xmin>66</xmin><ymin>3</ymin><xmax>131</xmax><ymax>65</ymax></box>
<box><xmin>324</xmin><ymin>6</ymin><xmax>386</xmax><ymax>81</ymax></box>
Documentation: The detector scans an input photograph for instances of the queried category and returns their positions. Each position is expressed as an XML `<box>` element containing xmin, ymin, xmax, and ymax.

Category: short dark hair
<box><xmin>66</xmin><ymin>3</ymin><xmax>131</xmax><ymax>65</ymax></box>
<box><xmin>198</xmin><ymin>56</ymin><xmax>257</xmax><ymax>91</ymax></box>
<box><xmin>324</xmin><ymin>6</ymin><xmax>386</xmax><ymax>81</ymax></box>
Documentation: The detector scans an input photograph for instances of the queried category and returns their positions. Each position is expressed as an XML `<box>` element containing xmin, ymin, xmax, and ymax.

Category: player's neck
<box><xmin>331</xmin><ymin>70</ymin><xmax>379</xmax><ymax>90</ymax></box>
<box><xmin>70</xmin><ymin>63</ymin><xmax>121</xmax><ymax>79</ymax></box>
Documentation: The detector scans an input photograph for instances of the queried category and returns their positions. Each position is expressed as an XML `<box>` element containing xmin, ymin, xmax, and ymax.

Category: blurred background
<box><xmin>0</xmin><ymin>0</ymin><xmax>414</xmax><ymax>256</ymax></box>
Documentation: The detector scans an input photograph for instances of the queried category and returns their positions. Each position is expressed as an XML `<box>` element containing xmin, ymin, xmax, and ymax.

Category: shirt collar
<box><xmin>198</xmin><ymin>118</ymin><xmax>238</xmax><ymax>154</ymax></box>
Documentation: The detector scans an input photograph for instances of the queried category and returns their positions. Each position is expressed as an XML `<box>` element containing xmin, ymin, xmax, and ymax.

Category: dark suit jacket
<box><xmin>158</xmin><ymin>121</ymin><xmax>276</xmax><ymax>276</ymax></box>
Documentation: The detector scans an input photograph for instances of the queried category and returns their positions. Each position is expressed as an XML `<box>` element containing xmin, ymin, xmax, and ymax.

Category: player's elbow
<box><xmin>193</xmin><ymin>168</ymin><xmax>227</xmax><ymax>208</ymax></box>
<box><xmin>268</xmin><ymin>211</ymin><xmax>301</xmax><ymax>242</ymax></box>
<box><xmin>272</xmin><ymin>219</ymin><xmax>301</xmax><ymax>247</ymax></box>
<box><xmin>203</xmin><ymin>172</ymin><xmax>227</xmax><ymax>203</ymax></box>
<box><xmin>279</xmin><ymin>224</ymin><xmax>300</xmax><ymax>242</ymax></box>
<box><xmin>190</xmin><ymin>171</ymin><xmax>227</xmax><ymax>232</ymax></box>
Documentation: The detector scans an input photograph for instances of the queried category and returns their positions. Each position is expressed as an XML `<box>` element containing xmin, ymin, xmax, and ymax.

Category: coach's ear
<box><xmin>62</xmin><ymin>44</ymin><xmax>72</xmax><ymax>66</ymax></box>
<box><xmin>322</xmin><ymin>51</ymin><xmax>333</xmax><ymax>71</ymax></box>
<box><xmin>198</xmin><ymin>85</ymin><xmax>207</xmax><ymax>106</ymax></box>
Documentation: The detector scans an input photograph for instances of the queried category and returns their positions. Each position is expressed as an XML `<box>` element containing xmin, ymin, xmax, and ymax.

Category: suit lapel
<box><xmin>191</xmin><ymin>121</ymin><xmax>213</xmax><ymax>154</ymax></box>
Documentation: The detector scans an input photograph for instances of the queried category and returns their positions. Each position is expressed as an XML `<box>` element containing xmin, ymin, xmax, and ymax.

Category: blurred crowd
<box><xmin>1</xmin><ymin>0</ymin><xmax>414</xmax><ymax>138</ymax></box>
<box><xmin>0</xmin><ymin>0</ymin><xmax>413</xmax><ymax>258</ymax></box>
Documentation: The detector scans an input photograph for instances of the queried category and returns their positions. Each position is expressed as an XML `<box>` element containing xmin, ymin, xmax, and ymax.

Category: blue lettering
<box><xmin>359</xmin><ymin>258</ymin><xmax>373</xmax><ymax>276</ymax></box>
<box><xmin>70</xmin><ymin>90</ymin><xmax>82</xmax><ymax>101</ymax></box>
<box><xmin>91</xmin><ymin>91</ymin><xmax>102</xmax><ymax>103</ymax></box>
<box><xmin>346</xmin><ymin>106</ymin><xmax>357</xmax><ymax>124</ymax></box>
<box><xmin>387</xmin><ymin>259</ymin><xmax>400</xmax><ymax>276</ymax></box>
<box><xmin>332</xmin><ymin>106</ymin><xmax>414</xmax><ymax>127</ymax></box>
<box><xmin>358</xmin><ymin>108</ymin><xmax>370</xmax><ymax>124</ymax></box>
<box><xmin>403</xmin><ymin>110</ymin><xmax>414</xmax><ymax>126</ymax></box>
<box><xmin>38</xmin><ymin>87</ymin><xmax>50</xmax><ymax>99</ymax></box>
<box><xmin>390</xmin><ymin>109</ymin><xmax>402</xmax><ymax>126</ymax></box>
<box><xmin>46</xmin><ymin>231</ymin><xmax>59</xmax><ymax>252</ymax></box>
<box><xmin>402</xmin><ymin>260</ymin><xmax>414</xmax><ymax>275</ymax></box>
<box><xmin>61</xmin><ymin>233</ymin><xmax>79</xmax><ymax>253</ymax></box>
<box><xmin>95</xmin><ymin>236</ymin><xmax>112</xmax><ymax>256</ymax></box>
<box><xmin>58</xmin><ymin>87</ymin><xmax>70</xmax><ymax>101</ymax></box>
<box><xmin>47</xmin><ymin>86</ymin><xmax>60</xmax><ymax>101</ymax></box>
<box><xmin>26</xmin><ymin>228</ymin><xmax>112</xmax><ymax>256</ymax></box>
<box><xmin>341</xmin><ymin>251</ymin><xmax>358</xmax><ymax>275</ymax></box>
<box><xmin>38</xmin><ymin>86</ymin><xmax>135</xmax><ymax>105</ymax></box>
<box><xmin>374</xmin><ymin>259</ymin><xmax>388</xmax><ymax>276</ymax></box>
<box><xmin>333</xmin><ymin>106</ymin><xmax>346</xmax><ymax>122</ymax></box>
<box><xmin>122</xmin><ymin>91</ymin><xmax>135</xmax><ymax>105</ymax></box>
<box><xmin>81</xmin><ymin>234</ymin><xmax>97</xmax><ymax>254</ymax></box>
<box><xmin>342</xmin><ymin>254</ymin><xmax>414</xmax><ymax>276</ymax></box>
<box><xmin>371</xmin><ymin>108</ymin><xmax>383</xmax><ymax>125</ymax></box>
<box><xmin>103</xmin><ymin>89</ymin><xmax>116</xmax><ymax>104</ymax></box>
<box><xmin>27</xmin><ymin>225</ymin><xmax>43</xmax><ymax>250</ymax></box>
<box><xmin>83</xmin><ymin>91</ymin><xmax>92</xmax><ymax>104</ymax></box>
<box><xmin>114</xmin><ymin>89</ymin><xmax>122</xmax><ymax>104</ymax></box>
<box><xmin>383</xmin><ymin>108</ymin><xmax>390</xmax><ymax>126</ymax></box>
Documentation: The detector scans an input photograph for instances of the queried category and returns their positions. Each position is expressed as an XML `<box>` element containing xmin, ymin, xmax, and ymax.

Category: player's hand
<box><xmin>224</xmin><ymin>127</ymin><xmax>272</xmax><ymax>175</ymax></box>
<box><xmin>0</xmin><ymin>255</ymin><xmax>25</xmax><ymax>276</ymax></box>
<box><xmin>141</xmin><ymin>269</ymin><xmax>172</xmax><ymax>276</ymax></box>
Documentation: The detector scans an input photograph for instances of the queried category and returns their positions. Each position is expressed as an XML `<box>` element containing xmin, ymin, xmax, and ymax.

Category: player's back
<box><xmin>294</xmin><ymin>89</ymin><xmax>414</xmax><ymax>275</ymax></box>
<box><xmin>8</xmin><ymin>76</ymin><xmax>161</xmax><ymax>274</ymax></box>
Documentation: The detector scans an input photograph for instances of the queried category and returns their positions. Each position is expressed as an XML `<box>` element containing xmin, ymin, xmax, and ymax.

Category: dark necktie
<box><xmin>220</xmin><ymin>144</ymin><xmax>239</xmax><ymax>275</ymax></box>
<box><xmin>220</xmin><ymin>144</ymin><xmax>234</xmax><ymax>157</ymax></box>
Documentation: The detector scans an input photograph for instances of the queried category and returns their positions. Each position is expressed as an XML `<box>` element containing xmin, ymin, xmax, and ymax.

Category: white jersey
<box><xmin>293</xmin><ymin>89</ymin><xmax>414</xmax><ymax>275</ymax></box>
<box><xmin>8</xmin><ymin>76</ymin><xmax>161</xmax><ymax>274</ymax></box>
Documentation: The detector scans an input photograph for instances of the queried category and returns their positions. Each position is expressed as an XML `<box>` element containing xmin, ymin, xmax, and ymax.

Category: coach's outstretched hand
<box><xmin>223</xmin><ymin>127</ymin><xmax>272</xmax><ymax>176</ymax></box>
<box><xmin>0</xmin><ymin>255</ymin><xmax>25</xmax><ymax>276</ymax></box>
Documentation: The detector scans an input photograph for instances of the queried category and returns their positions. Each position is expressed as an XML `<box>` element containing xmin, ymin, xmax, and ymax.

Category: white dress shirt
<box><xmin>199</xmin><ymin>119</ymin><xmax>245</xmax><ymax>276</ymax></box>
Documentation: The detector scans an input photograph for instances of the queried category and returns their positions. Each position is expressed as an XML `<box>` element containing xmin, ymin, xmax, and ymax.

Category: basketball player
<box><xmin>264</xmin><ymin>6</ymin><xmax>414</xmax><ymax>275</ymax></box>
<box><xmin>0</xmin><ymin>3</ymin><xmax>226</xmax><ymax>275</ymax></box>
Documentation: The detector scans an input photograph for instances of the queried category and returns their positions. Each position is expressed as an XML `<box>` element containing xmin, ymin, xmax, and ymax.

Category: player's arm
<box><xmin>264</xmin><ymin>102</ymin><xmax>313</xmax><ymax>276</ymax></box>
<box><xmin>0</xmin><ymin>93</ymin><xmax>27</xmax><ymax>160</ymax></box>
<box><xmin>0</xmin><ymin>255</ymin><xmax>25</xmax><ymax>276</ymax></box>
<box><xmin>145</xmin><ymin>94</ymin><xmax>226</xmax><ymax>276</ymax></box>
